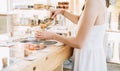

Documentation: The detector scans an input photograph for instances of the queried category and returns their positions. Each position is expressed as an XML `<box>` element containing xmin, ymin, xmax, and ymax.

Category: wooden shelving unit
<box><xmin>107</xmin><ymin>61</ymin><xmax>120</xmax><ymax>64</ymax></box>
<box><xmin>107</xmin><ymin>29</ymin><xmax>120</xmax><ymax>33</ymax></box>
<box><xmin>106</xmin><ymin>0</ymin><xmax>120</xmax><ymax>64</ymax></box>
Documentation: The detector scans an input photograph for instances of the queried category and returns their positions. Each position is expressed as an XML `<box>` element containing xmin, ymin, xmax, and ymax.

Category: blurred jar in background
<box><xmin>0</xmin><ymin>47</ymin><xmax>9</xmax><ymax>70</ymax></box>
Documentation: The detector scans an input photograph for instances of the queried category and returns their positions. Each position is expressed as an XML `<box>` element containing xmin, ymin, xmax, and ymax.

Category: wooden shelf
<box><xmin>14</xmin><ymin>8</ymin><xmax>46</xmax><ymax>10</ymax></box>
<box><xmin>14</xmin><ymin>24</ymin><xmax>39</xmax><ymax>27</ymax></box>
<box><xmin>106</xmin><ymin>29</ymin><xmax>120</xmax><ymax>33</ymax></box>
<box><xmin>107</xmin><ymin>61</ymin><xmax>120</xmax><ymax>65</ymax></box>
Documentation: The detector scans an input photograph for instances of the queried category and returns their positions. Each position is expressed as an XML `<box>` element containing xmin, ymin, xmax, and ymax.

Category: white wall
<box><xmin>0</xmin><ymin>0</ymin><xmax>8</xmax><ymax>13</ymax></box>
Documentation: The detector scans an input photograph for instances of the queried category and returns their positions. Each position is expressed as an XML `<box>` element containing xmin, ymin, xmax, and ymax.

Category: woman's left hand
<box><xmin>35</xmin><ymin>31</ymin><xmax>56</xmax><ymax>40</ymax></box>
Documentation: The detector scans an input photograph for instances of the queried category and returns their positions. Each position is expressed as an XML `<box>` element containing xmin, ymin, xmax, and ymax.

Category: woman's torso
<box><xmin>75</xmin><ymin>0</ymin><xmax>107</xmax><ymax>51</ymax></box>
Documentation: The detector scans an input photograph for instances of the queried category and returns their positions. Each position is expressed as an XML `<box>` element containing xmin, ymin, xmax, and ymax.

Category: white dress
<box><xmin>72</xmin><ymin>23</ymin><xmax>107</xmax><ymax>71</ymax></box>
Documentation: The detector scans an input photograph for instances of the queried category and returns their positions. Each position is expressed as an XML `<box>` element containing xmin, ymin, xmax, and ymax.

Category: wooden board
<box><xmin>2</xmin><ymin>45</ymin><xmax>73</xmax><ymax>71</ymax></box>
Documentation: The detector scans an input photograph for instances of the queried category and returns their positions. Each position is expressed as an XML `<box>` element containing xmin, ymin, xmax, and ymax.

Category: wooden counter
<box><xmin>2</xmin><ymin>45</ymin><xmax>73</xmax><ymax>71</ymax></box>
<box><xmin>0</xmin><ymin>13</ymin><xmax>12</xmax><ymax>16</ymax></box>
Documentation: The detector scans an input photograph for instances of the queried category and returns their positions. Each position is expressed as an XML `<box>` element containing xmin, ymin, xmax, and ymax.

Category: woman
<box><xmin>35</xmin><ymin>0</ymin><xmax>109</xmax><ymax>71</ymax></box>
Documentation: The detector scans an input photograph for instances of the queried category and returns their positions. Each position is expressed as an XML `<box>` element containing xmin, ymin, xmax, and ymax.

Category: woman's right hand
<box><xmin>50</xmin><ymin>9</ymin><xmax>64</xmax><ymax>18</ymax></box>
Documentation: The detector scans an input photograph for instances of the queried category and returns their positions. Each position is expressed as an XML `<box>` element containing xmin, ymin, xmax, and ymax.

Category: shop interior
<box><xmin>0</xmin><ymin>0</ymin><xmax>120</xmax><ymax>71</ymax></box>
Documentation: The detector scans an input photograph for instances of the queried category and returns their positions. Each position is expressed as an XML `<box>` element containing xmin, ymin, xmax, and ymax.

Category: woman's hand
<box><xmin>50</xmin><ymin>9</ymin><xmax>64</xmax><ymax>18</ymax></box>
<box><xmin>35</xmin><ymin>31</ymin><xmax>56</xmax><ymax>40</ymax></box>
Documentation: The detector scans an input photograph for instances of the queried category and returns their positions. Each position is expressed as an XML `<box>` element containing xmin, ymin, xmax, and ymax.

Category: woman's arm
<box><xmin>62</xmin><ymin>10</ymin><xmax>80</xmax><ymax>24</ymax></box>
<box><xmin>35</xmin><ymin>31</ymin><xmax>79</xmax><ymax>48</ymax></box>
<box><xmin>51</xmin><ymin>9</ymin><xmax>80</xmax><ymax>24</ymax></box>
<box><xmin>53</xmin><ymin>0</ymin><xmax>99</xmax><ymax>48</ymax></box>
<box><xmin>36</xmin><ymin>0</ymin><xmax>99</xmax><ymax>49</ymax></box>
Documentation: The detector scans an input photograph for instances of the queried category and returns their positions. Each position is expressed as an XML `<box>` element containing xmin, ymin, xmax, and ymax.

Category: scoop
<box><xmin>40</xmin><ymin>18</ymin><xmax>54</xmax><ymax>30</ymax></box>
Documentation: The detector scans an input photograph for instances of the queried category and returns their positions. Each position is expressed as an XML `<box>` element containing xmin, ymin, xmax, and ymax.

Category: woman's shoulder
<box><xmin>85</xmin><ymin>0</ymin><xmax>106</xmax><ymax>8</ymax></box>
<box><xmin>85</xmin><ymin>0</ymin><xmax>106</xmax><ymax>13</ymax></box>
<box><xmin>85</xmin><ymin>0</ymin><xmax>101</xmax><ymax>10</ymax></box>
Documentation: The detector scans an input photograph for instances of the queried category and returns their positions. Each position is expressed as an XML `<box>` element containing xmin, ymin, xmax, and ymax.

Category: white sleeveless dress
<box><xmin>72</xmin><ymin>23</ymin><xmax>107</xmax><ymax>71</ymax></box>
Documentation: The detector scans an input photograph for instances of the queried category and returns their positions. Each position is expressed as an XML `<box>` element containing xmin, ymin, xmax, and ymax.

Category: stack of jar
<box><xmin>56</xmin><ymin>2</ymin><xmax>69</xmax><ymax>10</ymax></box>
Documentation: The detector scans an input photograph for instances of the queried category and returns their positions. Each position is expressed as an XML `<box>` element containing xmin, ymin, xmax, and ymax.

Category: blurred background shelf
<box><xmin>107</xmin><ymin>61</ymin><xmax>120</xmax><ymax>65</ymax></box>
<box><xmin>107</xmin><ymin>29</ymin><xmax>120</xmax><ymax>33</ymax></box>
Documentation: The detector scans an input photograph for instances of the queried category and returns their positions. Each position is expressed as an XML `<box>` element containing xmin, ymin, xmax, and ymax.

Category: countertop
<box><xmin>1</xmin><ymin>45</ymin><xmax>73</xmax><ymax>71</ymax></box>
